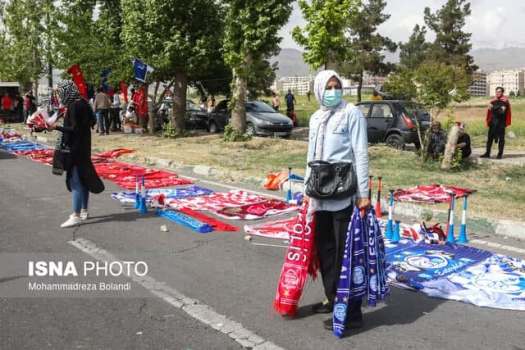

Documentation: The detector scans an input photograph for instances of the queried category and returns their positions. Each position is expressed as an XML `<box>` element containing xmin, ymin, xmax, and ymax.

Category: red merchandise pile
<box><xmin>394</xmin><ymin>184</ymin><xmax>475</xmax><ymax>204</ymax></box>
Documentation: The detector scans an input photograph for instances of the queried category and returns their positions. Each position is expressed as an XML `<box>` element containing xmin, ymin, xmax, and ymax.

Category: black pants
<box><xmin>486</xmin><ymin>125</ymin><xmax>506</xmax><ymax>156</ymax></box>
<box><xmin>315</xmin><ymin>204</ymin><xmax>362</xmax><ymax>314</ymax></box>
<box><xmin>110</xmin><ymin>108</ymin><xmax>121</xmax><ymax>130</ymax></box>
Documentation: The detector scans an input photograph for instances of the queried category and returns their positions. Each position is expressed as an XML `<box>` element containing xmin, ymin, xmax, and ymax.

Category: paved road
<box><xmin>1</xmin><ymin>149</ymin><xmax>525</xmax><ymax>350</ymax></box>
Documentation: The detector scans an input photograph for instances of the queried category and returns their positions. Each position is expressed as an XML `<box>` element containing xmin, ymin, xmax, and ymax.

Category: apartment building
<box><xmin>487</xmin><ymin>69</ymin><xmax>525</xmax><ymax>96</ymax></box>
<box><xmin>468</xmin><ymin>71</ymin><xmax>488</xmax><ymax>96</ymax></box>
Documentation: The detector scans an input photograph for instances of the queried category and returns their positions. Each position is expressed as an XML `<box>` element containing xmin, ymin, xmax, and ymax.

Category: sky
<box><xmin>279</xmin><ymin>0</ymin><xmax>525</xmax><ymax>51</ymax></box>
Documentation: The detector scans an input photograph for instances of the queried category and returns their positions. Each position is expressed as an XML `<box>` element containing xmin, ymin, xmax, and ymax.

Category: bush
<box><xmin>222</xmin><ymin>124</ymin><xmax>252</xmax><ymax>142</ymax></box>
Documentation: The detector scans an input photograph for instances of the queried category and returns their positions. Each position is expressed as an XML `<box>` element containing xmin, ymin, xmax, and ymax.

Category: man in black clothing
<box><xmin>481</xmin><ymin>87</ymin><xmax>511</xmax><ymax>159</ymax></box>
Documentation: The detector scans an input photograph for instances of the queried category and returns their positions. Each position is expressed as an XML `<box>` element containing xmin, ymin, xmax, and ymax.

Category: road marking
<box><xmin>69</xmin><ymin>238</ymin><xmax>285</xmax><ymax>350</ymax></box>
<box><xmin>470</xmin><ymin>239</ymin><xmax>525</xmax><ymax>255</ymax></box>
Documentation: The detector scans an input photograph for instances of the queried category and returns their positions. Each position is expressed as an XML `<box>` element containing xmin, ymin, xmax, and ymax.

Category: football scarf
<box><xmin>333</xmin><ymin>207</ymin><xmax>389</xmax><ymax>338</ymax></box>
<box><xmin>214</xmin><ymin>199</ymin><xmax>298</xmax><ymax>220</ymax></box>
<box><xmin>273</xmin><ymin>200</ymin><xmax>318</xmax><ymax>316</ymax></box>
<box><xmin>166</xmin><ymin>190</ymin><xmax>268</xmax><ymax>212</ymax></box>
<box><xmin>244</xmin><ymin>217</ymin><xmax>298</xmax><ymax>240</ymax></box>
<box><xmin>178</xmin><ymin>208</ymin><xmax>239</xmax><ymax>232</ymax></box>
<box><xmin>393</xmin><ymin>185</ymin><xmax>474</xmax><ymax>204</ymax></box>
<box><xmin>111</xmin><ymin>186</ymin><xmax>214</xmax><ymax>206</ymax></box>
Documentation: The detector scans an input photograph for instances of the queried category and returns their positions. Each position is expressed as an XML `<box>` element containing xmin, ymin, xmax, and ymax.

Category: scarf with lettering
<box><xmin>332</xmin><ymin>207</ymin><xmax>389</xmax><ymax>338</ymax></box>
<box><xmin>273</xmin><ymin>200</ymin><xmax>318</xmax><ymax>316</ymax></box>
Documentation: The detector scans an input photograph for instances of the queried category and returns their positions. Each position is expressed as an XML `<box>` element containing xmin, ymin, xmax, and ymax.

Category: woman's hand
<box><xmin>356</xmin><ymin>198</ymin><xmax>371</xmax><ymax>209</ymax></box>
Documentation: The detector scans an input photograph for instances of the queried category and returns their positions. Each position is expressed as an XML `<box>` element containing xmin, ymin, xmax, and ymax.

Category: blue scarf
<box><xmin>333</xmin><ymin>207</ymin><xmax>389</xmax><ymax>338</ymax></box>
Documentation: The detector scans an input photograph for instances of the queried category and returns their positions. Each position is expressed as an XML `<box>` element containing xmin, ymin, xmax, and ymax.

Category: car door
<box><xmin>368</xmin><ymin>103</ymin><xmax>394</xmax><ymax>142</ymax></box>
<box><xmin>210</xmin><ymin>100</ymin><xmax>229</xmax><ymax>130</ymax></box>
<box><xmin>186</xmin><ymin>102</ymin><xmax>208</xmax><ymax>130</ymax></box>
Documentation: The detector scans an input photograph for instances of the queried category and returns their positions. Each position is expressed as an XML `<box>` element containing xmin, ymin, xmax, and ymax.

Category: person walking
<box><xmin>47</xmin><ymin>81</ymin><xmax>104</xmax><ymax>228</ymax></box>
<box><xmin>285</xmin><ymin>89</ymin><xmax>296</xmax><ymax>113</ymax></box>
<box><xmin>481</xmin><ymin>86</ymin><xmax>512</xmax><ymax>159</ymax></box>
<box><xmin>271</xmin><ymin>92</ymin><xmax>280</xmax><ymax>111</ymax></box>
<box><xmin>305</xmin><ymin>70</ymin><xmax>370</xmax><ymax>330</ymax></box>
<box><xmin>111</xmin><ymin>89</ymin><xmax>122</xmax><ymax>131</ymax></box>
<box><xmin>93</xmin><ymin>87</ymin><xmax>112</xmax><ymax>135</ymax></box>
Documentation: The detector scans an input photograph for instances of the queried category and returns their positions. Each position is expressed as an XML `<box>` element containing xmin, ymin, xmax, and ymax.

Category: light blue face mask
<box><xmin>322</xmin><ymin>89</ymin><xmax>343</xmax><ymax>107</ymax></box>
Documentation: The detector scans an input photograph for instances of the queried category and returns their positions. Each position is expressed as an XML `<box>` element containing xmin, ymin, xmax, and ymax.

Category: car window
<box><xmin>215</xmin><ymin>100</ymin><xmax>228</xmax><ymax>112</ymax></box>
<box><xmin>245</xmin><ymin>101</ymin><xmax>276</xmax><ymax>113</ymax></box>
<box><xmin>357</xmin><ymin>104</ymin><xmax>371</xmax><ymax>117</ymax></box>
<box><xmin>370</xmin><ymin>104</ymin><xmax>393</xmax><ymax>119</ymax></box>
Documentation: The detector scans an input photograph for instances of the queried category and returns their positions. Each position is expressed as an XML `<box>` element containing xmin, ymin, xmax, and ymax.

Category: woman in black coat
<box><xmin>49</xmin><ymin>81</ymin><xmax>104</xmax><ymax>228</ymax></box>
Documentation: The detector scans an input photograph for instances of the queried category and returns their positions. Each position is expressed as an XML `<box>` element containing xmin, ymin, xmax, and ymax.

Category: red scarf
<box><xmin>486</xmin><ymin>96</ymin><xmax>511</xmax><ymax>127</ymax></box>
<box><xmin>273</xmin><ymin>200</ymin><xmax>318</xmax><ymax>316</ymax></box>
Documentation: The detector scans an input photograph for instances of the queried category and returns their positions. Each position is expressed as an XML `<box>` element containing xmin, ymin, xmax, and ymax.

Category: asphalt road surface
<box><xmin>1</xmin><ymin>149</ymin><xmax>525</xmax><ymax>350</ymax></box>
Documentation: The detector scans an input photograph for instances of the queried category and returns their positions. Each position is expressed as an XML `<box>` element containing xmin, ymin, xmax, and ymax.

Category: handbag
<box><xmin>305</xmin><ymin>110</ymin><xmax>357</xmax><ymax>199</ymax></box>
<box><xmin>305</xmin><ymin>160</ymin><xmax>357</xmax><ymax>199</ymax></box>
<box><xmin>51</xmin><ymin>132</ymin><xmax>72</xmax><ymax>176</ymax></box>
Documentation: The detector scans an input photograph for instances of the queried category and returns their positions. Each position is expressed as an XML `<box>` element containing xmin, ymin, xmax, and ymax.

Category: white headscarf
<box><xmin>312</xmin><ymin>70</ymin><xmax>346</xmax><ymax>159</ymax></box>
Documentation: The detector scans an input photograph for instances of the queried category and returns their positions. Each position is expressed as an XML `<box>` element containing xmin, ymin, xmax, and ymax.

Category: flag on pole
<box><xmin>133</xmin><ymin>59</ymin><xmax>154</xmax><ymax>83</ymax></box>
<box><xmin>66</xmin><ymin>64</ymin><xmax>88</xmax><ymax>99</ymax></box>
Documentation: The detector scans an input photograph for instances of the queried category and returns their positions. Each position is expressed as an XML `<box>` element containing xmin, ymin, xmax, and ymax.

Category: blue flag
<box><xmin>133</xmin><ymin>59</ymin><xmax>154</xmax><ymax>83</ymax></box>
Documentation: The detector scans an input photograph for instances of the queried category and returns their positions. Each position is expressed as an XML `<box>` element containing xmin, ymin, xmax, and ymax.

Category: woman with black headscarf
<box><xmin>48</xmin><ymin>81</ymin><xmax>104</xmax><ymax>228</ymax></box>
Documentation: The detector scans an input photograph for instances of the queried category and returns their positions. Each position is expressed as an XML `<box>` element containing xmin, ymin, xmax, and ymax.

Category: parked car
<box><xmin>209</xmin><ymin>100</ymin><xmax>293</xmax><ymax>137</ymax></box>
<box><xmin>356</xmin><ymin>100</ymin><xmax>431</xmax><ymax>149</ymax></box>
<box><xmin>157</xmin><ymin>99</ymin><xmax>209</xmax><ymax>130</ymax></box>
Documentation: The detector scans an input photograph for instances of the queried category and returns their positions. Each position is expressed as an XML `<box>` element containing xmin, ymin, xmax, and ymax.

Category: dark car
<box><xmin>209</xmin><ymin>100</ymin><xmax>293</xmax><ymax>137</ymax></box>
<box><xmin>157</xmin><ymin>99</ymin><xmax>209</xmax><ymax>130</ymax></box>
<box><xmin>356</xmin><ymin>100</ymin><xmax>431</xmax><ymax>149</ymax></box>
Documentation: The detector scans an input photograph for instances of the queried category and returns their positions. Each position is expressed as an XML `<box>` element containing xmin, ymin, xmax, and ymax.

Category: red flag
<box><xmin>67</xmin><ymin>64</ymin><xmax>88</xmax><ymax>99</ymax></box>
<box><xmin>119</xmin><ymin>81</ymin><xmax>128</xmax><ymax>103</ymax></box>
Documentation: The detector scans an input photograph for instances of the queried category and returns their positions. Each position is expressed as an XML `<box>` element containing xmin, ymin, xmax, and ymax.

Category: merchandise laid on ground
<box><xmin>2</xmin><ymin>127</ymin><xmax>524</xmax><ymax>313</ymax></box>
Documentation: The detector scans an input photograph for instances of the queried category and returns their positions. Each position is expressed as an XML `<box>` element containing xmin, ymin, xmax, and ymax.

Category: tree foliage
<box><xmin>292</xmin><ymin>0</ymin><xmax>359</xmax><ymax>69</ymax></box>
<box><xmin>423</xmin><ymin>0</ymin><xmax>477</xmax><ymax>73</ymax></box>
<box><xmin>338</xmin><ymin>0</ymin><xmax>397</xmax><ymax>102</ymax></box>
<box><xmin>399</xmin><ymin>24</ymin><xmax>431</xmax><ymax>70</ymax></box>
<box><xmin>223</xmin><ymin>0</ymin><xmax>293</xmax><ymax>134</ymax></box>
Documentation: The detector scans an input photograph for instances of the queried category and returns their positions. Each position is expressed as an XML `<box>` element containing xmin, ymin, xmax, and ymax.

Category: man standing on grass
<box><xmin>481</xmin><ymin>86</ymin><xmax>511</xmax><ymax>159</ymax></box>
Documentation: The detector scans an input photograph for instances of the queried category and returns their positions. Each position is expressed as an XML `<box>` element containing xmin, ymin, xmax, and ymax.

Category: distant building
<box><xmin>274</xmin><ymin>76</ymin><xmax>313</xmax><ymax>96</ymax></box>
<box><xmin>487</xmin><ymin>69</ymin><xmax>524</xmax><ymax>96</ymax></box>
<box><xmin>468</xmin><ymin>71</ymin><xmax>488</xmax><ymax>96</ymax></box>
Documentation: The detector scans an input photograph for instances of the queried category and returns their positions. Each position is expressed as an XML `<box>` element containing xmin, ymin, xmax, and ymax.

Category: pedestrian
<box><xmin>200</xmin><ymin>96</ymin><xmax>207</xmax><ymax>112</ymax></box>
<box><xmin>305</xmin><ymin>70</ymin><xmax>370</xmax><ymax>331</ymax></box>
<box><xmin>371</xmin><ymin>89</ymin><xmax>383</xmax><ymax>101</ymax></box>
<box><xmin>207</xmin><ymin>95</ymin><xmax>216</xmax><ymax>113</ymax></box>
<box><xmin>132</xmin><ymin>85</ymin><xmax>148</xmax><ymax>130</ymax></box>
<box><xmin>306</xmin><ymin>89</ymin><xmax>312</xmax><ymax>102</ymax></box>
<box><xmin>15</xmin><ymin>93</ymin><xmax>24</xmax><ymax>122</ymax></box>
<box><xmin>285</xmin><ymin>89</ymin><xmax>296</xmax><ymax>113</ymax></box>
<box><xmin>427</xmin><ymin>120</ymin><xmax>446</xmax><ymax>160</ymax></box>
<box><xmin>111</xmin><ymin>88</ymin><xmax>121</xmax><ymax>131</ymax></box>
<box><xmin>94</xmin><ymin>87</ymin><xmax>112</xmax><ymax>135</ymax></box>
<box><xmin>47</xmin><ymin>80</ymin><xmax>104</xmax><ymax>228</ymax></box>
<box><xmin>2</xmin><ymin>92</ymin><xmax>13</xmax><ymax>112</ymax></box>
<box><xmin>480</xmin><ymin>86</ymin><xmax>512</xmax><ymax>159</ymax></box>
<box><xmin>456</xmin><ymin>122</ymin><xmax>471</xmax><ymax>160</ymax></box>
<box><xmin>23</xmin><ymin>92</ymin><xmax>34</xmax><ymax>122</ymax></box>
<box><xmin>271</xmin><ymin>92</ymin><xmax>280</xmax><ymax>111</ymax></box>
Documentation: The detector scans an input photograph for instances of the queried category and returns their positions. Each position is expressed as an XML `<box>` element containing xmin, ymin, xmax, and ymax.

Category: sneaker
<box><xmin>60</xmin><ymin>214</ymin><xmax>81</xmax><ymax>228</ymax></box>
<box><xmin>312</xmin><ymin>299</ymin><xmax>333</xmax><ymax>314</ymax></box>
<box><xmin>80</xmin><ymin>209</ymin><xmax>89</xmax><ymax>221</ymax></box>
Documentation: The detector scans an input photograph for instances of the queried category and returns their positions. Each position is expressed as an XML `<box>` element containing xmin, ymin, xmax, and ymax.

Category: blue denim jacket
<box><xmin>306</xmin><ymin>102</ymin><xmax>369</xmax><ymax>212</ymax></box>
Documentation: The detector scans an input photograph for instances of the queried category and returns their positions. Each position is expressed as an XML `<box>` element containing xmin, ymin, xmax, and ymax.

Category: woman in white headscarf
<box><xmin>305</xmin><ymin>70</ymin><xmax>370</xmax><ymax>330</ymax></box>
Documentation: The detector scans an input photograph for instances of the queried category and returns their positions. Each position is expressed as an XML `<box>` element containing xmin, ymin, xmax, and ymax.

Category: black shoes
<box><xmin>479</xmin><ymin>153</ymin><xmax>490</xmax><ymax>158</ymax></box>
<box><xmin>311</xmin><ymin>300</ymin><xmax>333</xmax><ymax>314</ymax></box>
<box><xmin>497</xmin><ymin>154</ymin><xmax>503</xmax><ymax>159</ymax></box>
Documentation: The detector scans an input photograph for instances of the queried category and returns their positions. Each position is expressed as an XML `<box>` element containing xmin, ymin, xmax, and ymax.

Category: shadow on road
<box><xmin>293</xmin><ymin>287</ymin><xmax>443</xmax><ymax>337</ymax></box>
<box><xmin>79</xmin><ymin>209</ymin><xmax>158</xmax><ymax>226</ymax></box>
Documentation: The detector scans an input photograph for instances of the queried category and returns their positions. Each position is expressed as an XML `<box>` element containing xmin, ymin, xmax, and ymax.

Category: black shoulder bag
<box><xmin>305</xmin><ymin>112</ymin><xmax>357</xmax><ymax>199</ymax></box>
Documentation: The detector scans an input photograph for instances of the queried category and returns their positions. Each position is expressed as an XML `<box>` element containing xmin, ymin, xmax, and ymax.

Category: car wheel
<box><xmin>386</xmin><ymin>134</ymin><xmax>405</xmax><ymax>150</ymax></box>
<box><xmin>208</xmin><ymin>121</ymin><xmax>218</xmax><ymax>133</ymax></box>
<box><xmin>246</xmin><ymin>122</ymin><xmax>256</xmax><ymax>136</ymax></box>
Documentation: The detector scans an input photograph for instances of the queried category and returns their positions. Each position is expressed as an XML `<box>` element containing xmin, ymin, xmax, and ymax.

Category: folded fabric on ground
<box><xmin>166</xmin><ymin>190</ymin><xmax>269</xmax><ymax>211</ymax></box>
<box><xmin>178</xmin><ymin>208</ymin><xmax>239</xmax><ymax>232</ymax></box>
<box><xmin>393</xmin><ymin>184</ymin><xmax>475</xmax><ymax>204</ymax></box>
<box><xmin>22</xmin><ymin>149</ymin><xmax>55</xmax><ymax>164</ymax></box>
<box><xmin>264</xmin><ymin>172</ymin><xmax>305</xmax><ymax>191</ymax></box>
<box><xmin>94</xmin><ymin>148</ymin><xmax>135</xmax><ymax>159</ymax></box>
<box><xmin>111</xmin><ymin>186</ymin><xmax>214</xmax><ymax>205</ymax></box>
<box><xmin>244</xmin><ymin>217</ymin><xmax>298</xmax><ymax>239</ymax></box>
<box><xmin>214</xmin><ymin>199</ymin><xmax>298</xmax><ymax>220</ymax></box>
<box><xmin>0</xmin><ymin>139</ymin><xmax>48</xmax><ymax>153</ymax></box>
<box><xmin>0</xmin><ymin>128</ymin><xmax>22</xmax><ymax>141</ymax></box>
<box><xmin>94</xmin><ymin>161</ymin><xmax>193</xmax><ymax>189</ymax></box>
<box><xmin>156</xmin><ymin>209</ymin><xmax>213</xmax><ymax>233</ymax></box>
<box><xmin>385</xmin><ymin>239</ymin><xmax>525</xmax><ymax>310</ymax></box>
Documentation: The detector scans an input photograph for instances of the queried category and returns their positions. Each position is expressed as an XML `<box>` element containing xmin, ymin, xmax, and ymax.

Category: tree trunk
<box><xmin>148</xmin><ymin>82</ymin><xmax>160</xmax><ymax>135</ymax></box>
<box><xmin>230</xmin><ymin>68</ymin><xmax>248</xmax><ymax>133</ymax></box>
<box><xmin>441</xmin><ymin>125</ymin><xmax>460</xmax><ymax>170</ymax></box>
<box><xmin>172</xmin><ymin>71</ymin><xmax>187</xmax><ymax>134</ymax></box>
<box><xmin>357</xmin><ymin>71</ymin><xmax>363</xmax><ymax>103</ymax></box>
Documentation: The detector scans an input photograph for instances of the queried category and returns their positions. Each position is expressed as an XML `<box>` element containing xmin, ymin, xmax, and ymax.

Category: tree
<box><xmin>399</xmin><ymin>24</ymin><xmax>431</xmax><ymax>69</ymax></box>
<box><xmin>0</xmin><ymin>0</ymin><xmax>58</xmax><ymax>94</ymax></box>
<box><xmin>224</xmin><ymin>0</ymin><xmax>293</xmax><ymax>135</ymax></box>
<box><xmin>382</xmin><ymin>68</ymin><xmax>417</xmax><ymax>100</ymax></box>
<box><xmin>292</xmin><ymin>0</ymin><xmax>359</xmax><ymax>70</ymax></box>
<box><xmin>424</xmin><ymin>0</ymin><xmax>477</xmax><ymax>74</ymax></box>
<box><xmin>121</xmin><ymin>0</ymin><xmax>225</xmax><ymax>135</ymax></box>
<box><xmin>338</xmin><ymin>0</ymin><xmax>397</xmax><ymax>102</ymax></box>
